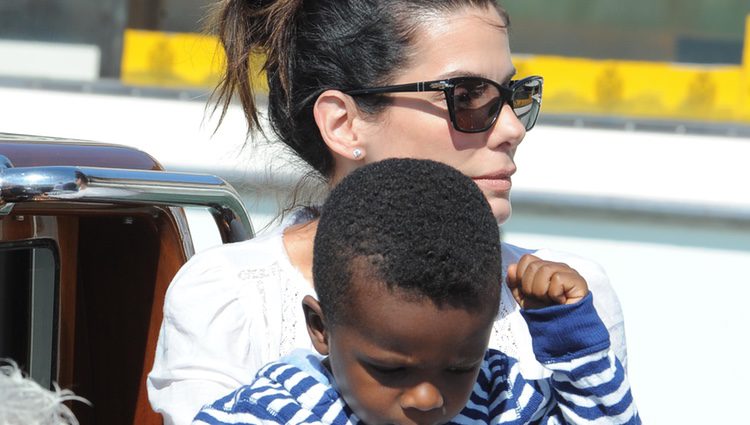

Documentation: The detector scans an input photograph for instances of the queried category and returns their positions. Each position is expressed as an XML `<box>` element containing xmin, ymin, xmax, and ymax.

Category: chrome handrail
<box><xmin>0</xmin><ymin>154</ymin><xmax>12</xmax><ymax>169</ymax></box>
<box><xmin>0</xmin><ymin>158</ymin><xmax>253</xmax><ymax>242</ymax></box>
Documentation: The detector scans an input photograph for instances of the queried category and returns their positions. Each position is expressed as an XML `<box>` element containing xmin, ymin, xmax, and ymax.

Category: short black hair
<box><xmin>313</xmin><ymin>158</ymin><xmax>501</xmax><ymax>325</ymax></box>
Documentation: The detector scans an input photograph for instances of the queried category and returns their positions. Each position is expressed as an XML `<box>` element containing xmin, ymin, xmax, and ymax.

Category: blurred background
<box><xmin>1</xmin><ymin>0</ymin><xmax>749</xmax><ymax>423</ymax></box>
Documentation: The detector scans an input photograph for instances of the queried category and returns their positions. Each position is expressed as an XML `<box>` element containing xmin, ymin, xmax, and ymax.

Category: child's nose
<box><xmin>400</xmin><ymin>382</ymin><xmax>445</xmax><ymax>411</ymax></box>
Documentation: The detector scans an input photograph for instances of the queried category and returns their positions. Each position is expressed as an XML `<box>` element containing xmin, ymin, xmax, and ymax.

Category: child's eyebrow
<box><xmin>360</xmin><ymin>352</ymin><xmax>415</xmax><ymax>367</ymax></box>
<box><xmin>449</xmin><ymin>358</ymin><xmax>484</xmax><ymax>369</ymax></box>
<box><xmin>360</xmin><ymin>352</ymin><xmax>485</xmax><ymax>369</ymax></box>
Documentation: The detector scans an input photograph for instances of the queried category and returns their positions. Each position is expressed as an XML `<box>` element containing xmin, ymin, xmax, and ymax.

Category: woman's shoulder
<box><xmin>163</xmin><ymin>229</ymin><xmax>291</xmax><ymax>313</ymax></box>
<box><xmin>163</xmin><ymin>210</ymin><xmax>317</xmax><ymax>323</ymax></box>
<box><xmin>180</xmin><ymin>208</ymin><xmax>318</xmax><ymax>277</ymax></box>
<box><xmin>189</xmin><ymin>230</ymin><xmax>284</xmax><ymax>270</ymax></box>
<box><xmin>180</xmin><ymin>207</ymin><xmax>318</xmax><ymax>277</ymax></box>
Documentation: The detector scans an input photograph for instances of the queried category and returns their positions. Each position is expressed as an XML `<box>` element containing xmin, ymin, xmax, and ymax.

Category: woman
<box><xmin>148</xmin><ymin>1</ymin><xmax>627</xmax><ymax>424</ymax></box>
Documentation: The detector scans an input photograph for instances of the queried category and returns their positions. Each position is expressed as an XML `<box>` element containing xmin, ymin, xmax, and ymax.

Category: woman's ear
<box><xmin>302</xmin><ymin>295</ymin><xmax>330</xmax><ymax>355</ymax></box>
<box><xmin>313</xmin><ymin>90</ymin><xmax>366</xmax><ymax>163</ymax></box>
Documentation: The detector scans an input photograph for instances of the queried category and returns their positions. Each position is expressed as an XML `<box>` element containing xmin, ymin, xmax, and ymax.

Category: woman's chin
<box><xmin>488</xmin><ymin>198</ymin><xmax>511</xmax><ymax>226</ymax></box>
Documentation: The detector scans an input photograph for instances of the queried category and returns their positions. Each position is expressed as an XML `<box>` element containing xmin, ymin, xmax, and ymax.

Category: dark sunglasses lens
<box><xmin>511</xmin><ymin>78</ymin><xmax>542</xmax><ymax>131</ymax></box>
<box><xmin>452</xmin><ymin>79</ymin><xmax>502</xmax><ymax>132</ymax></box>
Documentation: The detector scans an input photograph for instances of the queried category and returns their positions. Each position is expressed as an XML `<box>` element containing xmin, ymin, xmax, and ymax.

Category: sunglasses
<box><xmin>346</xmin><ymin>75</ymin><xmax>543</xmax><ymax>133</ymax></box>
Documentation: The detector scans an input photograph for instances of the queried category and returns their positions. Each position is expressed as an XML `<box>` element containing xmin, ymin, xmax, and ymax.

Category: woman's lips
<box><xmin>472</xmin><ymin>172</ymin><xmax>513</xmax><ymax>192</ymax></box>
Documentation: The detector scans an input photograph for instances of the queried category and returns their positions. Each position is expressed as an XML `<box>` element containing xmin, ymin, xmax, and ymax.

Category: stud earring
<box><xmin>352</xmin><ymin>148</ymin><xmax>363</xmax><ymax>160</ymax></box>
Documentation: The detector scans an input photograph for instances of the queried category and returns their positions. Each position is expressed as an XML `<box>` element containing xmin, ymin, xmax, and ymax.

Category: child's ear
<box><xmin>302</xmin><ymin>295</ymin><xmax>330</xmax><ymax>355</ymax></box>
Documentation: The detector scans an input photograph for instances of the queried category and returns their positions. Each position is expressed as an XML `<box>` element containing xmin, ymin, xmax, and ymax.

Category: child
<box><xmin>193</xmin><ymin>159</ymin><xmax>640</xmax><ymax>424</ymax></box>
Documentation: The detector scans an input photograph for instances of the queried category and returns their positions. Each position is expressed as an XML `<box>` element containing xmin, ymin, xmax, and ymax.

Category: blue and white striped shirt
<box><xmin>194</xmin><ymin>294</ymin><xmax>640</xmax><ymax>424</ymax></box>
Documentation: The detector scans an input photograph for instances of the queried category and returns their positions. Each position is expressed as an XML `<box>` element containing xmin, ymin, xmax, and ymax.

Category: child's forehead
<box><xmin>345</xmin><ymin>259</ymin><xmax>495</xmax><ymax>317</ymax></box>
<box><xmin>341</xmin><ymin>279</ymin><xmax>494</xmax><ymax>352</ymax></box>
<box><xmin>347</xmin><ymin>276</ymin><xmax>423</xmax><ymax>312</ymax></box>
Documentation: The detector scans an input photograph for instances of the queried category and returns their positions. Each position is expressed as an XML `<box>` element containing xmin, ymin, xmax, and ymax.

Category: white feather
<box><xmin>0</xmin><ymin>359</ymin><xmax>90</xmax><ymax>425</ymax></box>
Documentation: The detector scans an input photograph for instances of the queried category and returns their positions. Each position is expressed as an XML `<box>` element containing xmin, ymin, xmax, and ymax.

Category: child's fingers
<box><xmin>521</xmin><ymin>260</ymin><xmax>552</xmax><ymax>303</ymax></box>
<box><xmin>507</xmin><ymin>256</ymin><xmax>537</xmax><ymax>308</ymax></box>
<box><xmin>508</xmin><ymin>255</ymin><xmax>590</xmax><ymax>308</ymax></box>
<box><xmin>548</xmin><ymin>269</ymin><xmax>589</xmax><ymax>305</ymax></box>
<box><xmin>509</xmin><ymin>284</ymin><xmax>525</xmax><ymax>308</ymax></box>
<box><xmin>516</xmin><ymin>255</ymin><xmax>556</xmax><ymax>307</ymax></box>
<box><xmin>547</xmin><ymin>271</ymin><xmax>568</xmax><ymax>304</ymax></box>
<box><xmin>520</xmin><ymin>257</ymin><xmax>570</xmax><ymax>303</ymax></box>
<box><xmin>506</xmin><ymin>254</ymin><xmax>539</xmax><ymax>290</ymax></box>
<box><xmin>506</xmin><ymin>263</ymin><xmax>518</xmax><ymax>289</ymax></box>
<box><xmin>512</xmin><ymin>254</ymin><xmax>539</xmax><ymax>283</ymax></box>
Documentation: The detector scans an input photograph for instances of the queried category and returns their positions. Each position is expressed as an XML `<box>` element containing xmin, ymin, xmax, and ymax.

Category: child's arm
<box><xmin>192</xmin><ymin>384</ymin><xmax>271</xmax><ymax>425</ymax></box>
<box><xmin>504</xmin><ymin>254</ymin><xmax>641</xmax><ymax>424</ymax></box>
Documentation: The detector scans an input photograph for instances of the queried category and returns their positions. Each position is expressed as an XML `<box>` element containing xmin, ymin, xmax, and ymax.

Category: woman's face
<box><xmin>359</xmin><ymin>6</ymin><xmax>524</xmax><ymax>224</ymax></box>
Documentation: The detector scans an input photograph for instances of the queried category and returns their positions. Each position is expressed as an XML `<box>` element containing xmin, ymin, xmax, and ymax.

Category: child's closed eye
<box><xmin>446</xmin><ymin>362</ymin><xmax>481</xmax><ymax>374</ymax></box>
<box><xmin>367</xmin><ymin>363</ymin><xmax>407</xmax><ymax>377</ymax></box>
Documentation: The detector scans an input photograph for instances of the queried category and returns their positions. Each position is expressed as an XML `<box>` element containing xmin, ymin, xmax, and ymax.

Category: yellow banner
<box><xmin>514</xmin><ymin>56</ymin><xmax>748</xmax><ymax>122</ymax></box>
<box><xmin>121</xmin><ymin>20</ymin><xmax>750</xmax><ymax>123</ymax></box>
<box><xmin>121</xmin><ymin>29</ymin><xmax>267</xmax><ymax>91</ymax></box>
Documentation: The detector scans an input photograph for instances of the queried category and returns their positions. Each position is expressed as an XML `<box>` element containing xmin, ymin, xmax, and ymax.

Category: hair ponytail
<box><xmin>260</xmin><ymin>0</ymin><xmax>303</xmax><ymax>102</ymax></box>
<box><xmin>210</xmin><ymin>0</ymin><xmax>303</xmax><ymax>132</ymax></box>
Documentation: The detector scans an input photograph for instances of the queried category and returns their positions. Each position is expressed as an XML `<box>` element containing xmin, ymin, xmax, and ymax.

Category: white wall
<box><xmin>0</xmin><ymin>41</ymin><xmax>100</xmax><ymax>81</ymax></box>
<box><xmin>2</xmin><ymin>85</ymin><xmax>749</xmax><ymax>423</ymax></box>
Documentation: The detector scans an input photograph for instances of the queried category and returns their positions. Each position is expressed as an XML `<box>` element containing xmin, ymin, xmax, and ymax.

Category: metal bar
<box><xmin>0</xmin><ymin>154</ymin><xmax>12</xmax><ymax>169</ymax></box>
<box><xmin>0</xmin><ymin>165</ymin><xmax>254</xmax><ymax>242</ymax></box>
<box><xmin>511</xmin><ymin>190</ymin><xmax>750</xmax><ymax>225</ymax></box>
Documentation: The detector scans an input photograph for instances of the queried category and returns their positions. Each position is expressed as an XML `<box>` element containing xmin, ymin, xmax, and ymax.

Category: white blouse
<box><xmin>147</xmin><ymin>213</ymin><xmax>627</xmax><ymax>425</ymax></box>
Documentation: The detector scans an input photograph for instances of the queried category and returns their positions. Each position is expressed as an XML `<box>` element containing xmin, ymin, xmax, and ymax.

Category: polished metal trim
<box><xmin>511</xmin><ymin>189</ymin><xmax>750</xmax><ymax>225</ymax></box>
<box><xmin>0</xmin><ymin>155</ymin><xmax>12</xmax><ymax>169</ymax></box>
<box><xmin>169</xmin><ymin>206</ymin><xmax>196</xmax><ymax>259</ymax></box>
<box><xmin>0</xmin><ymin>166</ymin><xmax>254</xmax><ymax>241</ymax></box>
<box><xmin>428</xmin><ymin>81</ymin><xmax>449</xmax><ymax>90</ymax></box>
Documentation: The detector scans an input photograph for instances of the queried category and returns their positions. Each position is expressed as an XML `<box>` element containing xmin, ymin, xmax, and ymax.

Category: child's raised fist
<box><xmin>506</xmin><ymin>254</ymin><xmax>589</xmax><ymax>309</ymax></box>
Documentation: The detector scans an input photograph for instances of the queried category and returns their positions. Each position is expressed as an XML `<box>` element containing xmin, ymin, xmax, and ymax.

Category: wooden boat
<box><xmin>0</xmin><ymin>133</ymin><xmax>254</xmax><ymax>425</ymax></box>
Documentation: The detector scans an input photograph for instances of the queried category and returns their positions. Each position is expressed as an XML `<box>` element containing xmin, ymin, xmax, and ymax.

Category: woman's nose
<box><xmin>400</xmin><ymin>382</ymin><xmax>445</xmax><ymax>412</ymax></box>
<box><xmin>487</xmin><ymin>103</ymin><xmax>526</xmax><ymax>151</ymax></box>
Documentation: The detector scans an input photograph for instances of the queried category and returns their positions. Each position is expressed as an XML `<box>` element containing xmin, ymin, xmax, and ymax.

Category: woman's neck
<box><xmin>282</xmin><ymin>218</ymin><xmax>319</xmax><ymax>286</ymax></box>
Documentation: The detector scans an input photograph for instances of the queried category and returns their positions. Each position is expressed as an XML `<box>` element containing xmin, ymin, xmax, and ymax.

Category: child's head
<box><xmin>305</xmin><ymin>158</ymin><xmax>501</xmax><ymax>425</ymax></box>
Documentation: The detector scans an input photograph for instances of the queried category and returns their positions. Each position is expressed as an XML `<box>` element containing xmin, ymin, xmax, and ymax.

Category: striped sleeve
<box><xmin>191</xmin><ymin>362</ymin><xmax>355</xmax><ymax>425</ymax></box>
<box><xmin>521</xmin><ymin>293</ymin><xmax>641</xmax><ymax>424</ymax></box>
<box><xmin>192</xmin><ymin>383</ymin><xmax>275</xmax><ymax>425</ymax></box>
<box><xmin>451</xmin><ymin>294</ymin><xmax>640</xmax><ymax>424</ymax></box>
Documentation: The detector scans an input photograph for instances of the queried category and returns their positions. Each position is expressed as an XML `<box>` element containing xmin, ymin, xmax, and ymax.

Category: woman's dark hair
<box><xmin>210</xmin><ymin>0</ymin><xmax>509</xmax><ymax>179</ymax></box>
<box><xmin>313</xmin><ymin>158</ymin><xmax>502</xmax><ymax>325</ymax></box>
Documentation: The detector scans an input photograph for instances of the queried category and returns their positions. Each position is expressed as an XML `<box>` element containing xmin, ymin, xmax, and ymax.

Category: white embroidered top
<box><xmin>147</xmin><ymin>212</ymin><xmax>627</xmax><ymax>425</ymax></box>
